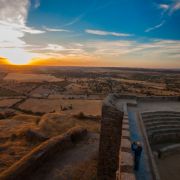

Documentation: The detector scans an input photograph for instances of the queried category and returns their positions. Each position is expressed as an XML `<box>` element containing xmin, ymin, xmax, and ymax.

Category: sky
<box><xmin>0</xmin><ymin>0</ymin><xmax>180</xmax><ymax>68</ymax></box>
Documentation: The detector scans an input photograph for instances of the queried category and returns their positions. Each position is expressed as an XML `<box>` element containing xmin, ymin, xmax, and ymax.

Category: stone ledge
<box><xmin>120</xmin><ymin>152</ymin><xmax>134</xmax><ymax>167</ymax></box>
<box><xmin>122</xmin><ymin>130</ymin><xmax>130</xmax><ymax>137</ymax></box>
<box><xmin>123</xmin><ymin>120</ymin><xmax>129</xmax><ymax>125</ymax></box>
<box><xmin>122</xmin><ymin>124</ymin><xmax>130</xmax><ymax>130</ymax></box>
<box><xmin>121</xmin><ymin>138</ymin><xmax>131</xmax><ymax>149</ymax></box>
<box><xmin>121</xmin><ymin>172</ymin><xmax>136</xmax><ymax>180</ymax></box>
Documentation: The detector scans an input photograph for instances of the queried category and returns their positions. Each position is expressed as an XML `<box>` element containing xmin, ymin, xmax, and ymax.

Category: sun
<box><xmin>8</xmin><ymin>58</ymin><xmax>29</xmax><ymax>65</ymax></box>
<box><xmin>0</xmin><ymin>48</ymin><xmax>36</xmax><ymax>65</ymax></box>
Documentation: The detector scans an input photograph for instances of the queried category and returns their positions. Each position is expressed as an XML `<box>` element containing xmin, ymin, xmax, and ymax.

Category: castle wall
<box><xmin>98</xmin><ymin>94</ymin><xmax>135</xmax><ymax>180</ymax></box>
<box><xmin>98</xmin><ymin>96</ymin><xmax>123</xmax><ymax>180</ymax></box>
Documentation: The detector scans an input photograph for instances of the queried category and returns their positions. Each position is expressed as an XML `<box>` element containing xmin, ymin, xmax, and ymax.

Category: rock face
<box><xmin>98</xmin><ymin>95</ymin><xmax>124</xmax><ymax>180</ymax></box>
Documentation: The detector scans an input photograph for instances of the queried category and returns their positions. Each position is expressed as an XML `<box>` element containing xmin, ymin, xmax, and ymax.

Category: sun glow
<box><xmin>8</xmin><ymin>58</ymin><xmax>30</xmax><ymax>65</ymax></box>
<box><xmin>0</xmin><ymin>48</ymin><xmax>37</xmax><ymax>65</ymax></box>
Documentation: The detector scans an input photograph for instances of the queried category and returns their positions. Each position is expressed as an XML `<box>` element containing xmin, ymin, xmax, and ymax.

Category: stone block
<box><xmin>122</xmin><ymin>130</ymin><xmax>130</xmax><ymax>137</ymax></box>
<box><xmin>121</xmin><ymin>138</ymin><xmax>131</xmax><ymax>149</ymax></box>
<box><xmin>121</xmin><ymin>172</ymin><xmax>136</xmax><ymax>180</ymax></box>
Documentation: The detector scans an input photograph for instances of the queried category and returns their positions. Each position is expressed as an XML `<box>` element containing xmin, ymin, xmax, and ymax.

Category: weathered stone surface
<box><xmin>123</xmin><ymin>119</ymin><xmax>129</xmax><ymax>124</ymax></box>
<box><xmin>122</xmin><ymin>124</ymin><xmax>130</xmax><ymax>130</ymax></box>
<box><xmin>122</xmin><ymin>130</ymin><xmax>130</xmax><ymax>137</ymax></box>
<box><xmin>121</xmin><ymin>138</ymin><xmax>131</xmax><ymax>149</ymax></box>
<box><xmin>121</xmin><ymin>172</ymin><xmax>136</xmax><ymax>180</ymax></box>
<box><xmin>120</xmin><ymin>152</ymin><xmax>134</xmax><ymax>167</ymax></box>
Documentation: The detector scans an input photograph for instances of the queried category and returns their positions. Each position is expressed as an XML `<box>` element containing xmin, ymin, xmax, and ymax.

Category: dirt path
<box><xmin>28</xmin><ymin>133</ymin><xmax>99</xmax><ymax>180</ymax></box>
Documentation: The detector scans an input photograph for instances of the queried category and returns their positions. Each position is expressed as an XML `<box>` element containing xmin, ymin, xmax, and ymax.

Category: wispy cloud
<box><xmin>85</xmin><ymin>29</ymin><xmax>132</xmax><ymax>37</ymax></box>
<box><xmin>159</xmin><ymin>4</ymin><xmax>169</xmax><ymax>10</ymax></box>
<box><xmin>62</xmin><ymin>14</ymin><xmax>84</xmax><ymax>27</ymax></box>
<box><xmin>43</xmin><ymin>26</ymin><xmax>70</xmax><ymax>32</ymax></box>
<box><xmin>45</xmin><ymin>44</ymin><xmax>66</xmax><ymax>51</ymax></box>
<box><xmin>145</xmin><ymin>20</ymin><xmax>165</xmax><ymax>33</ymax></box>
<box><xmin>171</xmin><ymin>1</ymin><xmax>180</xmax><ymax>13</ymax></box>
<box><xmin>159</xmin><ymin>0</ymin><xmax>180</xmax><ymax>15</ymax></box>
<box><xmin>148</xmin><ymin>0</ymin><xmax>180</xmax><ymax>33</ymax></box>
<box><xmin>84</xmin><ymin>39</ymin><xmax>180</xmax><ymax>59</ymax></box>
<box><xmin>29</xmin><ymin>38</ymin><xmax>180</xmax><ymax>64</ymax></box>
<box><xmin>34</xmin><ymin>0</ymin><xmax>40</xmax><ymax>9</ymax></box>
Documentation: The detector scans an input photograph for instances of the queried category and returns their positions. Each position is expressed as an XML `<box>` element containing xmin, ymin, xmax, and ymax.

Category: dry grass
<box><xmin>0</xmin><ymin>114</ymin><xmax>43</xmax><ymax>173</ymax></box>
<box><xmin>75</xmin><ymin>119</ymin><xmax>100</xmax><ymax>133</ymax></box>
<box><xmin>4</xmin><ymin>73</ymin><xmax>63</xmax><ymax>82</ymax></box>
<box><xmin>56</xmin><ymin>154</ymin><xmax>98</xmax><ymax>180</ymax></box>
<box><xmin>38</xmin><ymin>113</ymin><xmax>76</xmax><ymax>137</ymax></box>
<box><xmin>0</xmin><ymin>108</ymin><xmax>100</xmax><ymax>174</ymax></box>
<box><xmin>0</xmin><ymin>99</ymin><xmax>21</xmax><ymax>108</ymax></box>
<box><xmin>19</xmin><ymin>98</ymin><xmax>102</xmax><ymax>115</ymax></box>
<box><xmin>12</xmin><ymin>114</ymin><xmax>40</xmax><ymax>123</ymax></box>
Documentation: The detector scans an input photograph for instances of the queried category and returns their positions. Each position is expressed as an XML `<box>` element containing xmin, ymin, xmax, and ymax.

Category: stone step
<box><xmin>148</xmin><ymin>128</ymin><xmax>180</xmax><ymax>136</ymax></box>
<box><xmin>143</xmin><ymin>117</ymin><xmax>180</xmax><ymax>123</ymax></box>
<box><xmin>145</xmin><ymin>120</ymin><xmax>180</xmax><ymax>127</ymax></box>
<box><xmin>158</xmin><ymin>144</ymin><xmax>180</xmax><ymax>158</ymax></box>
<box><xmin>149</xmin><ymin>132</ymin><xmax>180</xmax><ymax>144</ymax></box>
<box><xmin>141</xmin><ymin>111</ymin><xmax>180</xmax><ymax>117</ymax></box>
<box><xmin>146</xmin><ymin>124</ymin><xmax>180</xmax><ymax>132</ymax></box>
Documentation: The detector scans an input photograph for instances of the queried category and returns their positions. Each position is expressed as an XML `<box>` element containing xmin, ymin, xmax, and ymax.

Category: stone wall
<box><xmin>98</xmin><ymin>94</ymin><xmax>124</xmax><ymax>180</ymax></box>
<box><xmin>98</xmin><ymin>94</ymin><xmax>136</xmax><ymax>180</ymax></box>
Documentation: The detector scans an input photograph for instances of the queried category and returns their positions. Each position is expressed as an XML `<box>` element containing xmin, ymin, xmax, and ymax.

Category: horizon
<box><xmin>1</xmin><ymin>64</ymin><xmax>180</xmax><ymax>71</ymax></box>
<box><xmin>0</xmin><ymin>0</ymin><xmax>180</xmax><ymax>68</ymax></box>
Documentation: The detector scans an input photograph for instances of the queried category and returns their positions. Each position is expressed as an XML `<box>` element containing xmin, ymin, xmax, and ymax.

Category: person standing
<box><xmin>131</xmin><ymin>141</ymin><xmax>142</xmax><ymax>171</ymax></box>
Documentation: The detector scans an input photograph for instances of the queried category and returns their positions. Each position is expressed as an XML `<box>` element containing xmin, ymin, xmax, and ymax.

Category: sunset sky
<box><xmin>0</xmin><ymin>0</ymin><xmax>180</xmax><ymax>68</ymax></box>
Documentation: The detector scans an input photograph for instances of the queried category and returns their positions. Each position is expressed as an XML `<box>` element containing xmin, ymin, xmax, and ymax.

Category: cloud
<box><xmin>43</xmin><ymin>27</ymin><xmax>70</xmax><ymax>32</ymax></box>
<box><xmin>34</xmin><ymin>0</ymin><xmax>40</xmax><ymax>9</ymax></box>
<box><xmin>171</xmin><ymin>1</ymin><xmax>180</xmax><ymax>12</ymax></box>
<box><xmin>150</xmin><ymin>1</ymin><xmax>180</xmax><ymax>33</ymax></box>
<box><xmin>45</xmin><ymin>44</ymin><xmax>66</xmax><ymax>51</ymax></box>
<box><xmin>29</xmin><ymin>43</ymin><xmax>85</xmax><ymax>58</ymax></box>
<box><xmin>27</xmin><ymin>38</ymin><xmax>180</xmax><ymax>68</ymax></box>
<box><xmin>85</xmin><ymin>29</ymin><xmax>132</xmax><ymax>37</ymax></box>
<box><xmin>62</xmin><ymin>14</ymin><xmax>84</xmax><ymax>27</ymax></box>
<box><xmin>0</xmin><ymin>0</ymin><xmax>44</xmax><ymax>64</ymax></box>
<box><xmin>145</xmin><ymin>20</ymin><xmax>165</xmax><ymax>33</ymax></box>
<box><xmin>82</xmin><ymin>39</ymin><xmax>180</xmax><ymax>60</ymax></box>
<box><xmin>159</xmin><ymin>4</ymin><xmax>169</xmax><ymax>10</ymax></box>
<box><xmin>158</xmin><ymin>0</ymin><xmax>180</xmax><ymax>15</ymax></box>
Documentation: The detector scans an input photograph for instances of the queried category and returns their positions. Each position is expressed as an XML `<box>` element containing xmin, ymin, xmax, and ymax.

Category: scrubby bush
<box><xmin>74</xmin><ymin>112</ymin><xmax>86</xmax><ymax>119</ymax></box>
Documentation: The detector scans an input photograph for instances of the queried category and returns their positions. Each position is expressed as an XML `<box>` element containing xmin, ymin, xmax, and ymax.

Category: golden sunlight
<box><xmin>8</xmin><ymin>58</ymin><xmax>29</xmax><ymax>65</ymax></box>
<box><xmin>0</xmin><ymin>48</ymin><xmax>37</xmax><ymax>65</ymax></box>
